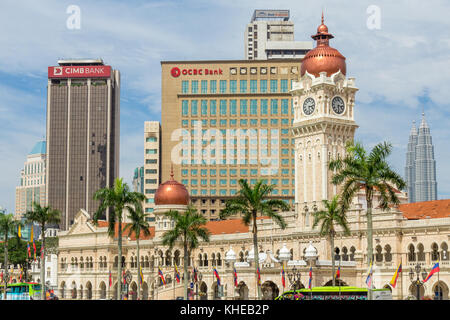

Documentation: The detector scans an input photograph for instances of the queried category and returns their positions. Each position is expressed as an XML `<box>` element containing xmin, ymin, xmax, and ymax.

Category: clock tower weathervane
<box><xmin>291</xmin><ymin>13</ymin><xmax>359</xmax><ymax>229</ymax></box>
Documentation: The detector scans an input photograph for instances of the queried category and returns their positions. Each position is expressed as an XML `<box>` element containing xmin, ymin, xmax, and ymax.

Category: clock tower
<box><xmin>291</xmin><ymin>14</ymin><xmax>359</xmax><ymax>229</ymax></box>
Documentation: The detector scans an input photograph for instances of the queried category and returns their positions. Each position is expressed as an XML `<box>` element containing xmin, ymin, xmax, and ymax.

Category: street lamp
<box><xmin>286</xmin><ymin>267</ymin><xmax>301</xmax><ymax>299</ymax></box>
<box><xmin>225</xmin><ymin>247</ymin><xmax>236</xmax><ymax>300</ymax></box>
<box><xmin>408</xmin><ymin>264</ymin><xmax>427</xmax><ymax>300</ymax></box>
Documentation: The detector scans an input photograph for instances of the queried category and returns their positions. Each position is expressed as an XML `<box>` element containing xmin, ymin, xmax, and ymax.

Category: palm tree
<box><xmin>0</xmin><ymin>212</ymin><xmax>18</xmax><ymax>300</ymax></box>
<box><xmin>92</xmin><ymin>178</ymin><xmax>145</xmax><ymax>300</ymax></box>
<box><xmin>220</xmin><ymin>179</ymin><xmax>290</xmax><ymax>300</ymax></box>
<box><xmin>24</xmin><ymin>202</ymin><xmax>61</xmax><ymax>300</ymax></box>
<box><xmin>162</xmin><ymin>206</ymin><xmax>210</xmax><ymax>300</ymax></box>
<box><xmin>329</xmin><ymin>141</ymin><xmax>406</xmax><ymax>299</ymax></box>
<box><xmin>312</xmin><ymin>195</ymin><xmax>350</xmax><ymax>287</ymax></box>
<box><xmin>123</xmin><ymin>202</ymin><xmax>150</xmax><ymax>300</ymax></box>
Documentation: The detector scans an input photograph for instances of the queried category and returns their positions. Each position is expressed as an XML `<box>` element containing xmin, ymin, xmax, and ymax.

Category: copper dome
<box><xmin>154</xmin><ymin>168</ymin><xmax>190</xmax><ymax>206</ymax></box>
<box><xmin>300</xmin><ymin>13</ymin><xmax>346</xmax><ymax>78</ymax></box>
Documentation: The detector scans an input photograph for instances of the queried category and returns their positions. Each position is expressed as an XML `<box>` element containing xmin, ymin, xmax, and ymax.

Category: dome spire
<box><xmin>170</xmin><ymin>163</ymin><xmax>174</xmax><ymax>180</ymax></box>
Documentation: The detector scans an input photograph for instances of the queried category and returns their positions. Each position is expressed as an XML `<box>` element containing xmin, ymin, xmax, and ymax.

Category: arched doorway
<box><xmin>236</xmin><ymin>281</ymin><xmax>249</xmax><ymax>300</ymax></box>
<box><xmin>408</xmin><ymin>283</ymin><xmax>425</xmax><ymax>299</ymax></box>
<box><xmin>261</xmin><ymin>281</ymin><xmax>279</xmax><ymax>300</ymax></box>
<box><xmin>79</xmin><ymin>285</ymin><xmax>83</xmax><ymax>300</ymax></box>
<box><xmin>60</xmin><ymin>281</ymin><xmax>66</xmax><ymax>299</ymax></box>
<box><xmin>130</xmin><ymin>282</ymin><xmax>138</xmax><ymax>300</ymax></box>
<box><xmin>433</xmin><ymin>281</ymin><xmax>449</xmax><ymax>300</ymax></box>
<box><xmin>86</xmin><ymin>282</ymin><xmax>92</xmax><ymax>300</ymax></box>
<box><xmin>324</xmin><ymin>279</ymin><xmax>347</xmax><ymax>286</ymax></box>
<box><xmin>212</xmin><ymin>282</ymin><xmax>220</xmax><ymax>300</ymax></box>
<box><xmin>99</xmin><ymin>281</ymin><xmax>107</xmax><ymax>299</ymax></box>
<box><xmin>199</xmin><ymin>282</ymin><xmax>208</xmax><ymax>300</ymax></box>
<box><xmin>71</xmin><ymin>282</ymin><xmax>77</xmax><ymax>299</ymax></box>
<box><xmin>142</xmin><ymin>282</ymin><xmax>148</xmax><ymax>300</ymax></box>
<box><xmin>113</xmin><ymin>282</ymin><xmax>118</xmax><ymax>300</ymax></box>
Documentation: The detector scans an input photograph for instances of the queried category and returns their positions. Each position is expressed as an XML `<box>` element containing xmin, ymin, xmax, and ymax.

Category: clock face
<box><xmin>332</xmin><ymin>96</ymin><xmax>345</xmax><ymax>114</ymax></box>
<box><xmin>303</xmin><ymin>97</ymin><xmax>315</xmax><ymax>115</ymax></box>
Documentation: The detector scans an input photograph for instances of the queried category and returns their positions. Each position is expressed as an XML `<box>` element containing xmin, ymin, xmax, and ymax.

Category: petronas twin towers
<box><xmin>405</xmin><ymin>113</ymin><xmax>438</xmax><ymax>203</ymax></box>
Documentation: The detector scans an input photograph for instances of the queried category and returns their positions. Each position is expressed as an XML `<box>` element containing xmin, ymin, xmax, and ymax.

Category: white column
<box><xmin>322</xmin><ymin>143</ymin><xmax>328</xmax><ymax>200</ymax></box>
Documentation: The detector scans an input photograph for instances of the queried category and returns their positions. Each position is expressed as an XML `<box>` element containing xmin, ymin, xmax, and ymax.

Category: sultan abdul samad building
<box><xmin>56</xmin><ymin>16</ymin><xmax>450</xmax><ymax>300</ymax></box>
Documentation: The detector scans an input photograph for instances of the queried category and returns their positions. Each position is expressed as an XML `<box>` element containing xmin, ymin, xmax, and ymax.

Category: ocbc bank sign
<box><xmin>170</xmin><ymin>67</ymin><xmax>223</xmax><ymax>78</ymax></box>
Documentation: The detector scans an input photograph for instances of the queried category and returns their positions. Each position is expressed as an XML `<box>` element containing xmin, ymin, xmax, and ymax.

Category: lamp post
<box><xmin>408</xmin><ymin>264</ymin><xmax>427</xmax><ymax>300</ymax></box>
<box><xmin>225</xmin><ymin>247</ymin><xmax>236</xmax><ymax>300</ymax></box>
<box><xmin>286</xmin><ymin>267</ymin><xmax>302</xmax><ymax>299</ymax></box>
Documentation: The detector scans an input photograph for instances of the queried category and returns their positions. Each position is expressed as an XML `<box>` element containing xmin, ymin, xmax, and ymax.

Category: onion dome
<box><xmin>154</xmin><ymin>166</ymin><xmax>190</xmax><ymax>206</ymax></box>
<box><xmin>278</xmin><ymin>243</ymin><xmax>291</xmax><ymax>262</ymax></box>
<box><xmin>304</xmin><ymin>241</ymin><xmax>318</xmax><ymax>260</ymax></box>
<box><xmin>300</xmin><ymin>12</ymin><xmax>346</xmax><ymax>77</ymax></box>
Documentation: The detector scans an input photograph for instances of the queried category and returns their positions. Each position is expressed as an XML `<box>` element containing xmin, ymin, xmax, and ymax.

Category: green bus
<box><xmin>275</xmin><ymin>286</ymin><xmax>392</xmax><ymax>300</ymax></box>
<box><xmin>0</xmin><ymin>282</ymin><xmax>42</xmax><ymax>300</ymax></box>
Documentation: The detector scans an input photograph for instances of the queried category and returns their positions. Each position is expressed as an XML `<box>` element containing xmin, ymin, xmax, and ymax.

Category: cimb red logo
<box><xmin>170</xmin><ymin>67</ymin><xmax>223</xmax><ymax>77</ymax></box>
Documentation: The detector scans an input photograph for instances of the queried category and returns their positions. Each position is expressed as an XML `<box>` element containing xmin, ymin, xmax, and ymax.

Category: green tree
<box><xmin>329</xmin><ymin>141</ymin><xmax>406</xmax><ymax>299</ymax></box>
<box><xmin>312</xmin><ymin>195</ymin><xmax>350</xmax><ymax>287</ymax></box>
<box><xmin>0</xmin><ymin>212</ymin><xmax>18</xmax><ymax>300</ymax></box>
<box><xmin>162</xmin><ymin>206</ymin><xmax>210</xmax><ymax>300</ymax></box>
<box><xmin>92</xmin><ymin>178</ymin><xmax>145</xmax><ymax>300</ymax></box>
<box><xmin>24</xmin><ymin>202</ymin><xmax>61</xmax><ymax>300</ymax></box>
<box><xmin>123</xmin><ymin>202</ymin><xmax>150</xmax><ymax>300</ymax></box>
<box><xmin>220</xmin><ymin>179</ymin><xmax>289</xmax><ymax>300</ymax></box>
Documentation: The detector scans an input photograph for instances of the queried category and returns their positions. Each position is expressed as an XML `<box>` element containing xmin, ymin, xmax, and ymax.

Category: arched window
<box><xmin>384</xmin><ymin>245</ymin><xmax>392</xmax><ymax>262</ymax></box>
<box><xmin>349</xmin><ymin>246</ymin><xmax>356</xmax><ymax>261</ymax></box>
<box><xmin>198</xmin><ymin>254</ymin><xmax>203</xmax><ymax>267</ymax></box>
<box><xmin>174</xmin><ymin>250</ymin><xmax>180</xmax><ymax>266</ymax></box>
<box><xmin>90</xmin><ymin>257</ymin><xmax>94</xmax><ymax>269</ymax></box>
<box><xmin>114</xmin><ymin>256</ymin><xmax>118</xmax><ymax>269</ymax></box>
<box><xmin>104</xmin><ymin>256</ymin><xmax>107</xmax><ymax>269</ymax></box>
<box><xmin>203</xmin><ymin>253</ymin><xmax>208</xmax><ymax>267</ymax></box>
<box><xmin>130</xmin><ymin>256</ymin><xmax>135</xmax><ymax>269</ymax></box>
<box><xmin>211</xmin><ymin>253</ymin><xmax>216</xmax><ymax>266</ymax></box>
<box><xmin>239</xmin><ymin>252</ymin><xmax>244</xmax><ymax>263</ymax></box>
<box><xmin>431</xmin><ymin>243</ymin><xmax>439</xmax><ymax>261</ymax></box>
<box><xmin>80</xmin><ymin>257</ymin><xmax>84</xmax><ymax>270</ymax></box>
<box><xmin>408</xmin><ymin>244</ymin><xmax>416</xmax><ymax>262</ymax></box>
<box><xmin>417</xmin><ymin>243</ymin><xmax>425</xmax><ymax>261</ymax></box>
<box><xmin>375</xmin><ymin>245</ymin><xmax>383</xmax><ymax>262</ymax></box>
<box><xmin>342</xmin><ymin>247</ymin><xmax>349</xmax><ymax>261</ymax></box>
<box><xmin>165</xmin><ymin>251</ymin><xmax>172</xmax><ymax>267</ymax></box>
<box><xmin>121</xmin><ymin>256</ymin><xmax>126</xmax><ymax>268</ymax></box>
<box><xmin>290</xmin><ymin>249</ymin><xmax>294</xmax><ymax>260</ymax></box>
<box><xmin>441</xmin><ymin>242</ymin><xmax>449</xmax><ymax>261</ymax></box>
<box><xmin>217</xmin><ymin>253</ymin><xmax>222</xmax><ymax>266</ymax></box>
<box><xmin>99</xmin><ymin>257</ymin><xmax>103</xmax><ymax>269</ymax></box>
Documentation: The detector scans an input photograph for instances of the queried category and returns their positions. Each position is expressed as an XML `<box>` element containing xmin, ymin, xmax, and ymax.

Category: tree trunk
<box><xmin>40</xmin><ymin>224</ymin><xmax>45</xmax><ymax>300</ymax></box>
<box><xmin>252</xmin><ymin>213</ymin><xmax>261</xmax><ymax>300</ymax></box>
<box><xmin>137</xmin><ymin>238</ymin><xmax>140</xmax><ymax>300</ymax></box>
<box><xmin>117</xmin><ymin>215</ymin><xmax>122</xmax><ymax>300</ymax></box>
<box><xmin>3</xmin><ymin>234</ymin><xmax>7</xmax><ymax>300</ymax></box>
<box><xmin>330</xmin><ymin>232</ymin><xmax>336</xmax><ymax>287</ymax></box>
<box><xmin>183</xmin><ymin>241</ymin><xmax>188</xmax><ymax>300</ymax></box>
<box><xmin>366</xmin><ymin>191</ymin><xmax>374</xmax><ymax>301</ymax></box>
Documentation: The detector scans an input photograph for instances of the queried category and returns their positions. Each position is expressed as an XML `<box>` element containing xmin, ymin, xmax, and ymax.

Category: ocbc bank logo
<box><xmin>171</xmin><ymin>67</ymin><xmax>181</xmax><ymax>78</ymax></box>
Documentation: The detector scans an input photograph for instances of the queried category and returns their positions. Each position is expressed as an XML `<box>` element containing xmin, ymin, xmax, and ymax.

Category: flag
<box><xmin>308</xmin><ymin>267</ymin><xmax>312</xmax><ymax>289</ymax></box>
<box><xmin>174</xmin><ymin>264</ymin><xmax>180</xmax><ymax>283</ymax></box>
<box><xmin>158</xmin><ymin>267</ymin><xmax>166</xmax><ymax>285</ymax></box>
<box><xmin>40</xmin><ymin>244</ymin><xmax>44</xmax><ymax>259</ymax></box>
<box><xmin>139</xmin><ymin>266</ymin><xmax>144</xmax><ymax>285</ymax></box>
<box><xmin>424</xmin><ymin>262</ymin><xmax>440</xmax><ymax>283</ymax></box>
<box><xmin>33</xmin><ymin>240</ymin><xmax>37</xmax><ymax>261</ymax></box>
<box><xmin>109</xmin><ymin>270</ymin><xmax>112</xmax><ymax>287</ymax></box>
<box><xmin>19</xmin><ymin>267</ymin><xmax>23</xmax><ymax>282</ymax></box>
<box><xmin>365</xmin><ymin>261</ymin><xmax>373</xmax><ymax>288</ymax></box>
<box><xmin>336</xmin><ymin>266</ymin><xmax>341</xmax><ymax>280</ymax></box>
<box><xmin>27</xmin><ymin>243</ymin><xmax>31</xmax><ymax>258</ymax></box>
<box><xmin>1</xmin><ymin>270</ymin><xmax>3</xmax><ymax>283</ymax></box>
<box><xmin>213</xmin><ymin>267</ymin><xmax>221</xmax><ymax>286</ymax></box>
<box><xmin>233</xmin><ymin>268</ymin><xmax>238</xmax><ymax>287</ymax></box>
<box><xmin>257</xmin><ymin>267</ymin><xmax>261</xmax><ymax>286</ymax></box>
<box><xmin>193</xmin><ymin>267</ymin><xmax>198</xmax><ymax>282</ymax></box>
<box><xmin>30</xmin><ymin>227</ymin><xmax>34</xmax><ymax>242</ymax></box>
<box><xmin>18</xmin><ymin>225</ymin><xmax>21</xmax><ymax>238</ymax></box>
<box><xmin>281</xmin><ymin>265</ymin><xmax>286</xmax><ymax>288</ymax></box>
<box><xmin>389</xmin><ymin>263</ymin><xmax>402</xmax><ymax>288</ymax></box>
<box><xmin>122</xmin><ymin>269</ymin><xmax>126</xmax><ymax>285</ymax></box>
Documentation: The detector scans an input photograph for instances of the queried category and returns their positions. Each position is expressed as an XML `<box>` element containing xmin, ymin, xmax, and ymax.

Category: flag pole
<box><xmin>437</xmin><ymin>260</ymin><xmax>440</xmax><ymax>300</ymax></box>
<box><xmin>400</xmin><ymin>255</ymin><xmax>403</xmax><ymax>300</ymax></box>
<box><xmin>338</xmin><ymin>257</ymin><xmax>341</xmax><ymax>299</ymax></box>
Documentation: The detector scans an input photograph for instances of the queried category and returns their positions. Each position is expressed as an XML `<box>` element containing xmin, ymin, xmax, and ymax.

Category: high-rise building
<box><xmin>405</xmin><ymin>113</ymin><xmax>437</xmax><ymax>203</ymax></box>
<box><xmin>15</xmin><ymin>140</ymin><xmax>47</xmax><ymax>217</ymax></box>
<box><xmin>132</xmin><ymin>166</ymin><xmax>144</xmax><ymax>194</ymax></box>
<box><xmin>46</xmin><ymin>59</ymin><xmax>120</xmax><ymax>230</ymax></box>
<box><xmin>244</xmin><ymin>10</ymin><xmax>313</xmax><ymax>60</ymax></box>
<box><xmin>143</xmin><ymin>121</ymin><xmax>161</xmax><ymax>221</ymax></box>
<box><xmin>405</xmin><ymin>121</ymin><xmax>418</xmax><ymax>202</ymax></box>
<box><xmin>161</xmin><ymin>60</ymin><xmax>300</xmax><ymax>219</ymax></box>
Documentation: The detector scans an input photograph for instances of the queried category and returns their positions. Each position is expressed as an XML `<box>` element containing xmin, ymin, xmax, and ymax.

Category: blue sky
<box><xmin>1</xmin><ymin>0</ymin><xmax>449</xmax><ymax>212</ymax></box>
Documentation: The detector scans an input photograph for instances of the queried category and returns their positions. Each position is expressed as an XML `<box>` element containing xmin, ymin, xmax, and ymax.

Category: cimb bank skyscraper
<box><xmin>46</xmin><ymin>59</ymin><xmax>120</xmax><ymax>230</ymax></box>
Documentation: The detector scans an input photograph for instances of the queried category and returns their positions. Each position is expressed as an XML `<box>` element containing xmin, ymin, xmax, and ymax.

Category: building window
<box><xmin>250</xmin><ymin>80</ymin><xmax>257</xmax><ymax>93</ymax></box>
<box><xmin>210</xmin><ymin>100</ymin><xmax>216</xmax><ymax>116</ymax></box>
<box><xmin>201</xmin><ymin>80</ymin><xmax>207</xmax><ymax>94</ymax></box>
<box><xmin>146</xmin><ymin>137</ymin><xmax>157</xmax><ymax>142</ymax></box>
<box><xmin>260</xmin><ymin>80</ymin><xmax>267</xmax><ymax>93</ymax></box>
<box><xmin>270</xmin><ymin>80</ymin><xmax>278</xmax><ymax>93</ymax></box>
<box><xmin>240</xmin><ymin>80</ymin><xmax>247</xmax><ymax>93</ymax></box>
<box><xmin>182</xmin><ymin>100</ymin><xmax>188</xmax><ymax>116</ymax></box>
<box><xmin>145</xmin><ymin>149</ymin><xmax>157</xmax><ymax>154</ymax></box>
<box><xmin>201</xmin><ymin>100</ymin><xmax>207</xmax><ymax>116</ymax></box>
<box><xmin>240</xmin><ymin>100</ymin><xmax>247</xmax><ymax>115</ymax></box>
<box><xmin>270</xmin><ymin>99</ymin><xmax>278</xmax><ymax>115</ymax></box>
<box><xmin>191</xmin><ymin>80</ymin><xmax>198</xmax><ymax>94</ymax></box>
<box><xmin>261</xmin><ymin>99</ymin><xmax>268</xmax><ymax>115</ymax></box>
<box><xmin>280</xmin><ymin>79</ymin><xmax>288</xmax><ymax>93</ymax></box>
<box><xmin>230</xmin><ymin>80</ymin><xmax>237</xmax><ymax>93</ymax></box>
<box><xmin>220</xmin><ymin>80</ymin><xmax>227</xmax><ymax>93</ymax></box>
<box><xmin>182</xmin><ymin>81</ymin><xmax>189</xmax><ymax>94</ymax></box>
<box><xmin>220</xmin><ymin>100</ymin><xmax>227</xmax><ymax>116</ymax></box>
<box><xmin>230</xmin><ymin>100</ymin><xmax>237</xmax><ymax>115</ymax></box>
<box><xmin>281</xmin><ymin>99</ymin><xmax>289</xmax><ymax>115</ymax></box>
<box><xmin>191</xmin><ymin>100</ymin><xmax>198</xmax><ymax>116</ymax></box>
<box><xmin>210</xmin><ymin>80</ymin><xmax>217</xmax><ymax>93</ymax></box>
